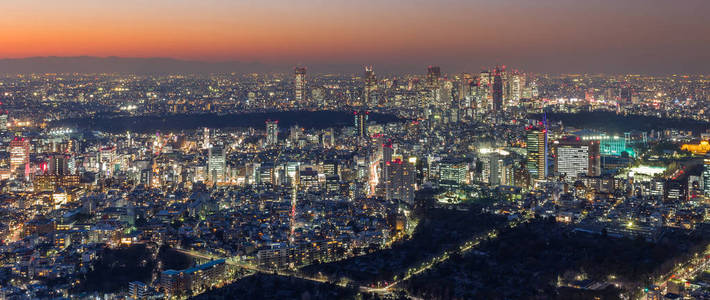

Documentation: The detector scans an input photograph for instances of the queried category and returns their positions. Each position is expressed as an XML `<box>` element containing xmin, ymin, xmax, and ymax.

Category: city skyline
<box><xmin>1</xmin><ymin>0</ymin><xmax>709</xmax><ymax>74</ymax></box>
<box><xmin>2</xmin><ymin>1</ymin><xmax>710</xmax><ymax>299</ymax></box>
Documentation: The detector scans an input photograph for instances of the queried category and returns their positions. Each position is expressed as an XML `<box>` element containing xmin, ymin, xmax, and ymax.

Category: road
<box><xmin>360</xmin><ymin>212</ymin><xmax>532</xmax><ymax>294</ymax></box>
<box><xmin>640</xmin><ymin>245</ymin><xmax>710</xmax><ymax>299</ymax></box>
<box><xmin>176</xmin><ymin>212</ymin><xmax>532</xmax><ymax>298</ymax></box>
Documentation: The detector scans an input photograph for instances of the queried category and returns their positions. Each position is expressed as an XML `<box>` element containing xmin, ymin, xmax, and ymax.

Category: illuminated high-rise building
<box><xmin>208</xmin><ymin>145</ymin><xmax>226</xmax><ymax>183</ymax></box>
<box><xmin>703</xmin><ymin>155</ymin><xmax>710</xmax><ymax>197</ymax></box>
<box><xmin>620</xmin><ymin>84</ymin><xmax>632</xmax><ymax>104</ymax></box>
<box><xmin>266</xmin><ymin>120</ymin><xmax>279</xmax><ymax>146</ymax></box>
<box><xmin>9</xmin><ymin>136</ymin><xmax>30</xmax><ymax>179</ymax></box>
<box><xmin>441</xmin><ymin>80</ymin><xmax>454</xmax><ymax>105</ymax></box>
<box><xmin>0</xmin><ymin>111</ymin><xmax>8</xmax><ymax>131</ymax></box>
<box><xmin>526</xmin><ymin>126</ymin><xmax>548</xmax><ymax>180</ymax></box>
<box><xmin>202</xmin><ymin>127</ymin><xmax>211</xmax><ymax>149</ymax></box>
<box><xmin>439</xmin><ymin>159</ymin><xmax>469</xmax><ymax>187</ymax></box>
<box><xmin>99</xmin><ymin>146</ymin><xmax>117</xmax><ymax>177</ymax></box>
<box><xmin>322</xmin><ymin>128</ymin><xmax>335</xmax><ymax>148</ymax></box>
<box><xmin>554</xmin><ymin>137</ymin><xmax>601</xmax><ymax>181</ymax></box>
<box><xmin>479</xmin><ymin>153</ymin><xmax>514</xmax><ymax>187</ymax></box>
<box><xmin>477</xmin><ymin>70</ymin><xmax>492</xmax><ymax>114</ymax></box>
<box><xmin>311</xmin><ymin>86</ymin><xmax>326</xmax><ymax>108</ymax></box>
<box><xmin>385</xmin><ymin>157</ymin><xmax>416</xmax><ymax>204</ymax></box>
<box><xmin>381</xmin><ymin>141</ymin><xmax>394</xmax><ymax>186</ymax></box>
<box><xmin>492</xmin><ymin>66</ymin><xmax>504</xmax><ymax>113</ymax></box>
<box><xmin>426</xmin><ymin>65</ymin><xmax>441</xmax><ymax>89</ymax></box>
<box><xmin>479</xmin><ymin>70</ymin><xmax>491</xmax><ymax>87</ymax></box>
<box><xmin>458</xmin><ymin>73</ymin><xmax>472</xmax><ymax>102</ymax></box>
<box><xmin>48</xmin><ymin>154</ymin><xmax>71</xmax><ymax>176</ymax></box>
<box><xmin>588</xmin><ymin>140</ymin><xmax>601</xmax><ymax>177</ymax></box>
<box><xmin>322</xmin><ymin>160</ymin><xmax>338</xmax><ymax>177</ymax></box>
<box><xmin>294</xmin><ymin>66</ymin><xmax>307</xmax><ymax>106</ymax></box>
<box><xmin>286</xmin><ymin>162</ymin><xmax>300</xmax><ymax>186</ymax></box>
<box><xmin>354</xmin><ymin>111</ymin><xmax>368</xmax><ymax>139</ymax></box>
<box><xmin>364</xmin><ymin>66</ymin><xmax>377</xmax><ymax>107</ymax></box>
<box><xmin>510</xmin><ymin>72</ymin><xmax>522</xmax><ymax>104</ymax></box>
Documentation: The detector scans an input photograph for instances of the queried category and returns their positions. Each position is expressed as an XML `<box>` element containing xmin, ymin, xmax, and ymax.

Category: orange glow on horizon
<box><xmin>0</xmin><ymin>0</ymin><xmax>708</xmax><ymax>73</ymax></box>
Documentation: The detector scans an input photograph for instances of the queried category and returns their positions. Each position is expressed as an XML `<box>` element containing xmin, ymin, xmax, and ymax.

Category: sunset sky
<box><xmin>2</xmin><ymin>0</ymin><xmax>709</xmax><ymax>73</ymax></box>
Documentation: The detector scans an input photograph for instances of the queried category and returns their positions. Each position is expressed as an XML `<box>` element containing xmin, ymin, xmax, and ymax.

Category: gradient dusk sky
<box><xmin>2</xmin><ymin>0</ymin><xmax>709</xmax><ymax>74</ymax></box>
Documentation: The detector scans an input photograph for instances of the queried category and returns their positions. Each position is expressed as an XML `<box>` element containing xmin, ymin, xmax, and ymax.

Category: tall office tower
<box><xmin>310</xmin><ymin>86</ymin><xmax>326</xmax><ymax>108</ymax></box>
<box><xmin>265</xmin><ymin>120</ymin><xmax>279</xmax><ymax>146</ymax></box>
<box><xmin>0</xmin><ymin>111</ymin><xmax>7</xmax><ymax>131</ymax></box>
<box><xmin>9</xmin><ymin>136</ymin><xmax>30</xmax><ymax>178</ymax></box>
<box><xmin>381</xmin><ymin>141</ymin><xmax>394</xmax><ymax>186</ymax></box>
<box><xmin>322</xmin><ymin>128</ymin><xmax>335</xmax><ymax>148</ymax></box>
<box><xmin>439</xmin><ymin>159</ymin><xmax>469</xmax><ymax>187</ymax></box>
<box><xmin>500</xmin><ymin>66</ymin><xmax>509</xmax><ymax>102</ymax></box>
<box><xmin>703</xmin><ymin>155</ymin><xmax>710</xmax><ymax>197</ymax></box>
<box><xmin>322</xmin><ymin>160</ymin><xmax>338</xmax><ymax>177</ymax></box>
<box><xmin>289</xmin><ymin>183</ymin><xmax>297</xmax><ymax>244</ymax></box>
<box><xmin>202</xmin><ymin>127</ymin><xmax>211</xmax><ymax>149</ymax></box>
<box><xmin>510</xmin><ymin>72</ymin><xmax>522</xmax><ymax>104</ymax></box>
<box><xmin>492</xmin><ymin>66</ymin><xmax>504</xmax><ymax>112</ymax></box>
<box><xmin>208</xmin><ymin>145</ymin><xmax>226</xmax><ymax>183</ymax></box>
<box><xmin>441</xmin><ymin>80</ymin><xmax>454</xmax><ymax>106</ymax></box>
<box><xmin>99</xmin><ymin>146</ymin><xmax>117</xmax><ymax>177</ymax></box>
<box><xmin>385</xmin><ymin>158</ymin><xmax>416</xmax><ymax>204</ymax></box>
<box><xmin>354</xmin><ymin>111</ymin><xmax>368</xmax><ymax>139</ymax></box>
<box><xmin>289</xmin><ymin>125</ymin><xmax>302</xmax><ymax>143</ymax></box>
<box><xmin>259</xmin><ymin>162</ymin><xmax>275</xmax><ymax>185</ymax></box>
<box><xmin>477</xmin><ymin>70</ymin><xmax>492</xmax><ymax>112</ymax></box>
<box><xmin>152</xmin><ymin>132</ymin><xmax>163</xmax><ymax>155</ymax></box>
<box><xmin>529</xmin><ymin>80</ymin><xmax>539</xmax><ymax>98</ymax></box>
<box><xmin>286</xmin><ymin>162</ymin><xmax>300</xmax><ymax>186</ymax></box>
<box><xmin>48</xmin><ymin>154</ymin><xmax>71</xmax><ymax>176</ymax></box>
<box><xmin>426</xmin><ymin>65</ymin><xmax>441</xmax><ymax>89</ymax></box>
<box><xmin>363</xmin><ymin>65</ymin><xmax>377</xmax><ymax>107</ymax></box>
<box><xmin>294</xmin><ymin>66</ymin><xmax>307</xmax><ymax>106</ymax></box>
<box><xmin>554</xmin><ymin>137</ymin><xmax>601</xmax><ymax>181</ymax></box>
<box><xmin>480</xmin><ymin>153</ymin><xmax>513</xmax><ymax>187</ymax></box>
<box><xmin>479</xmin><ymin>70</ymin><xmax>491</xmax><ymax>86</ymax></box>
<box><xmin>588</xmin><ymin>140</ymin><xmax>601</xmax><ymax>176</ymax></box>
<box><xmin>526</xmin><ymin>127</ymin><xmax>548</xmax><ymax>180</ymax></box>
<box><xmin>458</xmin><ymin>73</ymin><xmax>472</xmax><ymax>102</ymax></box>
<box><xmin>620</xmin><ymin>84</ymin><xmax>632</xmax><ymax>105</ymax></box>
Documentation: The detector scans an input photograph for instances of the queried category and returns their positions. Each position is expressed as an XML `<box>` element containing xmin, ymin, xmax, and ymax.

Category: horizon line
<box><xmin>0</xmin><ymin>56</ymin><xmax>708</xmax><ymax>76</ymax></box>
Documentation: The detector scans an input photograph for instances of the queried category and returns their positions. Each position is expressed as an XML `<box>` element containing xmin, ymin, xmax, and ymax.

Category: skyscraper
<box><xmin>294</xmin><ymin>66</ymin><xmax>307</xmax><ymax>106</ymax></box>
<box><xmin>286</xmin><ymin>162</ymin><xmax>300</xmax><ymax>186</ymax></box>
<box><xmin>492</xmin><ymin>66</ymin><xmax>504</xmax><ymax>113</ymax></box>
<box><xmin>364</xmin><ymin>66</ymin><xmax>377</xmax><ymax>107</ymax></box>
<box><xmin>9</xmin><ymin>137</ymin><xmax>30</xmax><ymax>179</ymax></box>
<box><xmin>458</xmin><ymin>73</ymin><xmax>472</xmax><ymax>103</ymax></box>
<box><xmin>526</xmin><ymin>127</ymin><xmax>548</xmax><ymax>180</ymax></box>
<box><xmin>266</xmin><ymin>120</ymin><xmax>279</xmax><ymax>146</ymax></box>
<box><xmin>381</xmin><ymin>141</ymin><xmax>394</xmax><ymax>187</ymax></box>
<box><xmin>0</xmin><ymin>111</ymin><xmax>8</xmax><ymax>131</ymax></box>
<box><xmin>703</xmin><ymin>155</ymin><xmax>710</xmax><ymax>197</ymax></box>
<box><xmin>202</xmin><ymin>127</ymin><xmax>211</xmax><ymax>149</ymax></box>
<box><xmin>510</xmin><ymin>72</ymin><xmax>522</xmax><ymax>104</ymax></box>
<box><xmin>322</xmin><ymin>128</ymin><xmax>335</xmax><ymax>148</ymax></box>
<box><xmin>426</xmin><ymin>65</ymin><xmax>441</xmax><ymax>89</ymax></box>
<box><xmin>354</xmin><ymin>111</ymin><xmax>368</xmax><ymax>139</ymax></box>
<box><xmin>479</xmin><ymin>70</ymin><xmax>491</xmax><ymax>87</ymax></box>
<box><xmin>48</xmin><ymin>154</ymin><xmax>71</xmax><ymax>176</ymax></box>
<box><xmin>439</xmin><ymin>158</ymin><xmax>469</xmax><ymax>187</ymax></box>
<box><xmin>208</xmin><ymin>145</ymin><xmax>226</xmax><ymax>183</ymax></box>
<box><xmin>385</xmin><ymin>157</ymin><xmax>415</xmax><ymax>204</ymax></box>
<box><xmin>554</xmin><ymin>137</ymin><xmax>600</xmax><ymax>181</ymax></box>
<box><xmin>620</xmin><ymin>84</ymin><xmax>632</xmax><ymax>104</ymax></box>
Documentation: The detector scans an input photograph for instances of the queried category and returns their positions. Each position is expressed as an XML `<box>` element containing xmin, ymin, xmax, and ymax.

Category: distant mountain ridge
<box><xmin>0</xmin><ymin>56</ymin><xmax>425</xmax><ymax>75</ymax></box>
<box><xmin>0</xmin><ymin>56</ymin><xmax>283</xmax><ymax>74</ymax></box>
